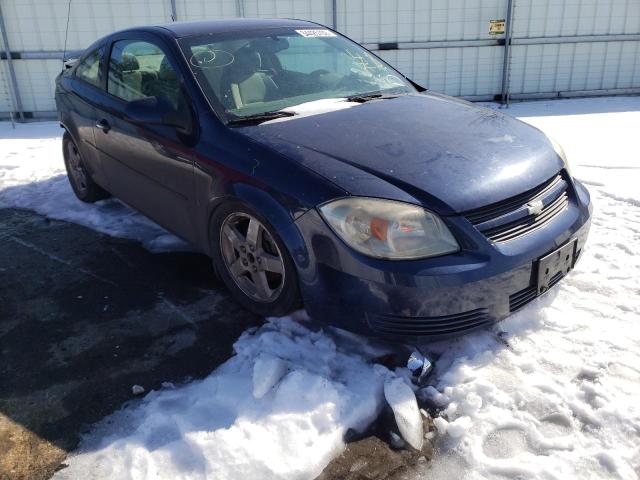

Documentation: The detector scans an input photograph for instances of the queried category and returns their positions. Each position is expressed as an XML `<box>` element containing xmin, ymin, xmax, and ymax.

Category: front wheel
<box><xmin>211</xmin><ymin>201</ymin><xmax>301</xmax><ymax>317</ymax></box>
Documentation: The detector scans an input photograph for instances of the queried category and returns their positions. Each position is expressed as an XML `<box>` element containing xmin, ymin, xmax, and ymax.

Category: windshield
<box><xmin>178</xmin><ymin>27</ymin><xmax>415</xmax><ymax>121</ymax></box>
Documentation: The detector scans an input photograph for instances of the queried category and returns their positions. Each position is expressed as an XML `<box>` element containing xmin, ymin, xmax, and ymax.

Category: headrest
<box><xmin>158</xmin><ymin>56</ymin><xmax>177</xmax><ymax>82</ymax></box>
<box><xmin>120</xmin><ymin>53</ymin><xmax>139</xmax><ymax>71</ymax></box>
<box><xmin>225</xmin><ymin>47</ymin><xmax>261</xmax><ymax>83</ymax></box>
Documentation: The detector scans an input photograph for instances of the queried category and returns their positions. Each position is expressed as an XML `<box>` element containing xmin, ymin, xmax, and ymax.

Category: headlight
<box><xmin>549</xmin><ymin>136</ymin><xmax>571</xmax><ymax>174</ymax></box>
<box><xmin>318</xmin><ymin>197</ymin><xmax>459</xmax><ymax>260</ymax></box>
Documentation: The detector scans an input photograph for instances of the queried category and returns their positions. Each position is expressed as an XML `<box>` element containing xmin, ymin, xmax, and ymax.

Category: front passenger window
<box><xmin>107</xmin><ymin>40</ymin><xmax>180</xmax><ymax>107</ymax></box>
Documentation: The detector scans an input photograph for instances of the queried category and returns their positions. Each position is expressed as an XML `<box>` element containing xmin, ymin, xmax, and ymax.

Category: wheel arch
<box><xmin>59</xmin><ymin>121</ymin><xmax>79</xmax><ymax>146</ymax></box>
<box><xmin>206</xmin><ymin>183</ymin><xmax>311</xmax><ymax>272</ymax></box>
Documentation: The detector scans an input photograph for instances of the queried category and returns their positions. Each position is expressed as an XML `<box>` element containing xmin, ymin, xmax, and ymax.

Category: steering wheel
<box><xmin>309</xmin><ymin>69</ymin><xmax>330</xmax><ymax>79</ymax></box>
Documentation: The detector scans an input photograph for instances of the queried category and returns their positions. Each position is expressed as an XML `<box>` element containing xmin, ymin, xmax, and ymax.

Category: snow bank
<box><xmin>411</xmin><ymin>96</ymin><xmax>640</xmax><ymax>479</ymax></box>
<box><xmin>0</xmin><ymin>121</ymin><xmax>187</xmax><ymax>251</ymax></box>
<box><xmin>54</xmin><ymin>317</ymin><xmax>389</xmax><ymax>480</ymax></box>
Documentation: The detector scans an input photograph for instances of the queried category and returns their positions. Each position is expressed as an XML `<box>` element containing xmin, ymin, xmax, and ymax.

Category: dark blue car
<box><xmin>55</xmin><ymin>18</ymin><xmax>592</xmax><ymax>339</ymax></box>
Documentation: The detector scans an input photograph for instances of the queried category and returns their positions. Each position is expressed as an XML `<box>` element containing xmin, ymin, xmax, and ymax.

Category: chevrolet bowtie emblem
<box><xmin>526</xmin><ymin>199</ymin><xmax>544</xmax><ymax>216</ymax></box>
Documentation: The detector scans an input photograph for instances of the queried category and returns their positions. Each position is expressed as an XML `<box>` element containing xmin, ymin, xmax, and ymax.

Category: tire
<box><xmin>210</xmin><ymin>201</ymin><xmax>301</xmax><ymax>317</ymax></box>
<box><xmin>62</xmin><ymin>132</ymin><xmax>110</xmax><ymax>203</ymax></box>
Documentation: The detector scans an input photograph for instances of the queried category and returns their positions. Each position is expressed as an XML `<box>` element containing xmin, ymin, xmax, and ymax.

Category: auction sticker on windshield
<box><xmin>296</xmin><ymin>29</ymin><xmax>336</xmax><ymax>37</ymax></box>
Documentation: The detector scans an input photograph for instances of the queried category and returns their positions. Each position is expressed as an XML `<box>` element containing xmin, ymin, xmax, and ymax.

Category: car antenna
<box><xmin>61</xmin><ymin>0</ymin><xmax>72</xmax><ymax>71</ymax></box>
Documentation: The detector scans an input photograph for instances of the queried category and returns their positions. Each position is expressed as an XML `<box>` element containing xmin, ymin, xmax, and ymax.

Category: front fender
<box><xmin>206</xmin><ymin>184</ymin><xmax>311</xmax><ymax>271</ymax></box>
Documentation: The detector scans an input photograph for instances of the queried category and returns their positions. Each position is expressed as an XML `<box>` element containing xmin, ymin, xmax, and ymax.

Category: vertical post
<box><xmin>332</xmin><ymin>0</ymin><xmax>338</xmax><ymax>30</ymax></box>
<box><xmin>0</xmin><ymin>1</ymin><xmax>24</xmax><ymax>122</ymax></box>
<box><xmin>236</xmin><ymin>0</ymin><xmax>245</xmax><ymax>17</ymax></box>
<box><xmin>500</xmin><ymin>0</ymin><xmax>514</xmax><ymax>106</ymax></box>
<box><xmin>170</xmin><ymin>0</ymin><xmax>177</xmax><ymax>21</ymax></box>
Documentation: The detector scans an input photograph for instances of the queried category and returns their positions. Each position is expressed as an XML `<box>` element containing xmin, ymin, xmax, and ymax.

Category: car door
<box><xmin>93</xmin><ymin>34</ymin><xmax>198</xmax><ymax>244</ymax></box>
<box><xmin>63</xmin><ymin>44</ymin><xmax>109</xmax><ymax>188</ymax></box>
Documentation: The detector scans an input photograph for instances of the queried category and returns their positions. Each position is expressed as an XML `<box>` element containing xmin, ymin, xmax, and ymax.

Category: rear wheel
<box><xmin>211</xmin><ymin>201</ymin><xmax>301</xmax><ymax>317</ymax></box>
<box><xmin>63</xmin><ymin>132</ymin><xmax>110</xmax><ymax>203</ymax></box>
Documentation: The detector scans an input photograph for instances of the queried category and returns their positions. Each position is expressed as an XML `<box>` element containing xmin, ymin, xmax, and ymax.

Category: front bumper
<box><xmin>294</xmin><ymin>178</ymin><xmax>592</xmax><ymax>340</ymax></box>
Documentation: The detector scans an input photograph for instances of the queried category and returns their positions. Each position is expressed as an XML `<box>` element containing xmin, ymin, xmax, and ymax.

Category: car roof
<box><xmin>141</xmin><ymin>18</ymin><xmax>321</xmax><ymax>39</ymax></box>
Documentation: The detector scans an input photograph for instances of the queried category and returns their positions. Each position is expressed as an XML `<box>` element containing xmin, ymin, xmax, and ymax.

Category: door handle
<box><xmin>96</xmin><ymin>119</ymin><xmax>111</xmax><ymax>133</ymax></box>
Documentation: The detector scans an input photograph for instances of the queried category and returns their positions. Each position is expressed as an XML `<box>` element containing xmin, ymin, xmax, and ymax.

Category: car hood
<box><xmin>236</xmin><ymin>93</ymin><xmax>563</xmax><ymax>214</ymax></box>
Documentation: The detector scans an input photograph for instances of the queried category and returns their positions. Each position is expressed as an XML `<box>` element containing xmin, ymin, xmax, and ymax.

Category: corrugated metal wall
<box><xmin>508</xmin><ymin>0</ymin><xmax>640</xmax><ymax>97</ymax></box>
<box><xmin>340</xmin><ymin>0</ymin><xmax>508</xmax><ymax>98</ymax></box>
<box><xmin>0</xmin><ymin>0</ymin><xmax>639</xmax><ymax>118</ymax></box>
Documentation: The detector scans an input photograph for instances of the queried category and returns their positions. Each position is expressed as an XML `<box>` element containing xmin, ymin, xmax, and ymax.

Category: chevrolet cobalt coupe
<box><xmin>55</xmin><ymin>19</ymin><xmax>591</xmax><ymax>338</ymax></box>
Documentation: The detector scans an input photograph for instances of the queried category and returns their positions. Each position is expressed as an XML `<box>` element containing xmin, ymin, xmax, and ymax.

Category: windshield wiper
<box><xmin>346</xmin><ymin>92</ymin><xmax>406</xmax><ymax>103</ymax></box>
<box><xmin>227</xmin><ymin>110</ymin><xmax>295</xmax><ymax>126</ymax></box>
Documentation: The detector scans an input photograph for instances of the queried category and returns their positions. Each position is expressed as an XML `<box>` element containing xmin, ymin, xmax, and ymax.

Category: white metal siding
<box><xmin>336</xmin><ymin>0</ymin><xmax>508</xmax><ymax>98</ymax></box>
<box><xmin>377</xmin><ymin>45</ymin><xmax>504</xmax><ymax>97</ymax></box>
<box><xmin>0</xmin><ymin>0</ymin><xmax>639</xmax><ymax>116</ymax></box>
<box><xmin>337</xmin><ymin>0</ymin><xmax>506</xmax><ymax>42</ymax></box>
<box><xmin>509</xmin><ymin>41</ymin><xmax>640</xmax><ymax>95</ymax></box>
<box><xmin>507</xmin><ymin>0</ymin><xmax>640</xmax><ymax>95</ymax></box>
<box><xmin>1</xmin><ymin>0</ymin><xmax>172</xmax><ymax>51</ymax></box>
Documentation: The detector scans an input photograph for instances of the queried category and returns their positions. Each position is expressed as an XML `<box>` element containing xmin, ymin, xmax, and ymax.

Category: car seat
<box><xmin>219</xmin><ymin>48</ymin><xmax>277</xmax><ymax>109</ymax></box>
<box><xmin>109</xmin><ymin>53</ymin><xmax>142</xmax><ymax>101</ymax></box>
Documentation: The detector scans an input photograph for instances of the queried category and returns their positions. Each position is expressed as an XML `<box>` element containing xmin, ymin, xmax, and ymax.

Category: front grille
<box><xmin>464</xmin><ymin>174</ymin><xmax>569</xmax><ymax>242</ymax></box>
<box><xmin>548</xmin><ymin>270</ymin><xmax>564</xmax><ymax>288</ymax></box>
<box><xmin>509</xmin><ymin>286</ymin><xmax>537</xmax><ymax>311</ymax></box>
<box><xmin>509</xmin><ymin>271</ymin><xmax>565</xmax><ymax>312</ymax></box>
<box><xmin>482</xmin><ymin>191</ymin><xmax>569</xmax><ymax>242</ymax></box>
<box><xmin>368</xmin><ymin>308</ymin><xmax>490</xmax><ymax>336</ymax></box>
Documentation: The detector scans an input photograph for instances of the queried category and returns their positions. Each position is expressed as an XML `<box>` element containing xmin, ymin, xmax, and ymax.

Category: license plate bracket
<box><xmin>536</xmin><ymin>240</ymin><xmax>577</xmax><ymax>294</ymax></box>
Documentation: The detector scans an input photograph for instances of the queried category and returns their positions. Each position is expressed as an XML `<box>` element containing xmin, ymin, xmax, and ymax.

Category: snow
<box><xmin>264</xmin><ymin>97</ymin><xmax>360</xmax><ymax>124</ymax></box>
<box><xmin>384</xmin><ymin>376</ymin><xmax>424</xmax><ymax>450</ymax></box>
<box><xmin>53</xmin><ymin>316</ymin><xmax>389</xmax><ymax>480</ymax></box>
<box><xmin>252</xmin><ymin>353</ymin><xmax>289</xmax><ymax>399</ymax></box>
<box><xmin>1</xmin><ymin>95</ymin><xmax>639</xmax><ymax>479</ymax></box>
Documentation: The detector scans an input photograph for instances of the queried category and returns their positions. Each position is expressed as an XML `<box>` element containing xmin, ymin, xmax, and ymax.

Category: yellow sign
<box><xmin>490</xmin><ymin>19</ymin><xmax>506</xmax><ymax>35</ymax></box>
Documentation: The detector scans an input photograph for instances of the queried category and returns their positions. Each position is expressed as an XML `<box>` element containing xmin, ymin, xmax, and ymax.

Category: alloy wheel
<box><xmin>219</xmin><ymin>212</ymin><xmax>286</xmax><ymax>303</ymax></box>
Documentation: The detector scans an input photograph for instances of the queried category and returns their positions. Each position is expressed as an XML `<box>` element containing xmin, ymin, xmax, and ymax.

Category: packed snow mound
<box><xmin>0</xmin><ymin>122</ymin><xmax>187</xmax><ymax>252</ymax></box>
<box><xmin>384</xmin><ymin>376</ymin><xmax>423</xmax><ymax>451</ymax></box>
<box><xmin>54</xmin><ymin>317</ymin><xmax>389</xmax><ymax>480</ymax></box>
<box><xmin>410</xmin><ymin>97</ymin><xmax>640</xmax><ymax>479</ymax></box>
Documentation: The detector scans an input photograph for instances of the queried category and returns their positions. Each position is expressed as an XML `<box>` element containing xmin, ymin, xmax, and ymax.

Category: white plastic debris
<box><xmin>384</xmin><ymin>376</ymin><xmax>423</xmax><ymax>450</ymax></box>
<box><xmin>407</xmin><ymin>351</ymin><xmax>426</xmax><ymax>371</ymax></box>
<box><xmin>407</xmin><ymin>350</ymin><xmax>433</xmax><ymax>385</ymax></box>
<box><xmin>131</xmin><ymin>385</ymin><xmax>145</xmax><ymax>396</ymax></box>
<box><xmin>252</xmin><ymin>353</ymin><xmax>288</xmax><ymax>399</ymax></box>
